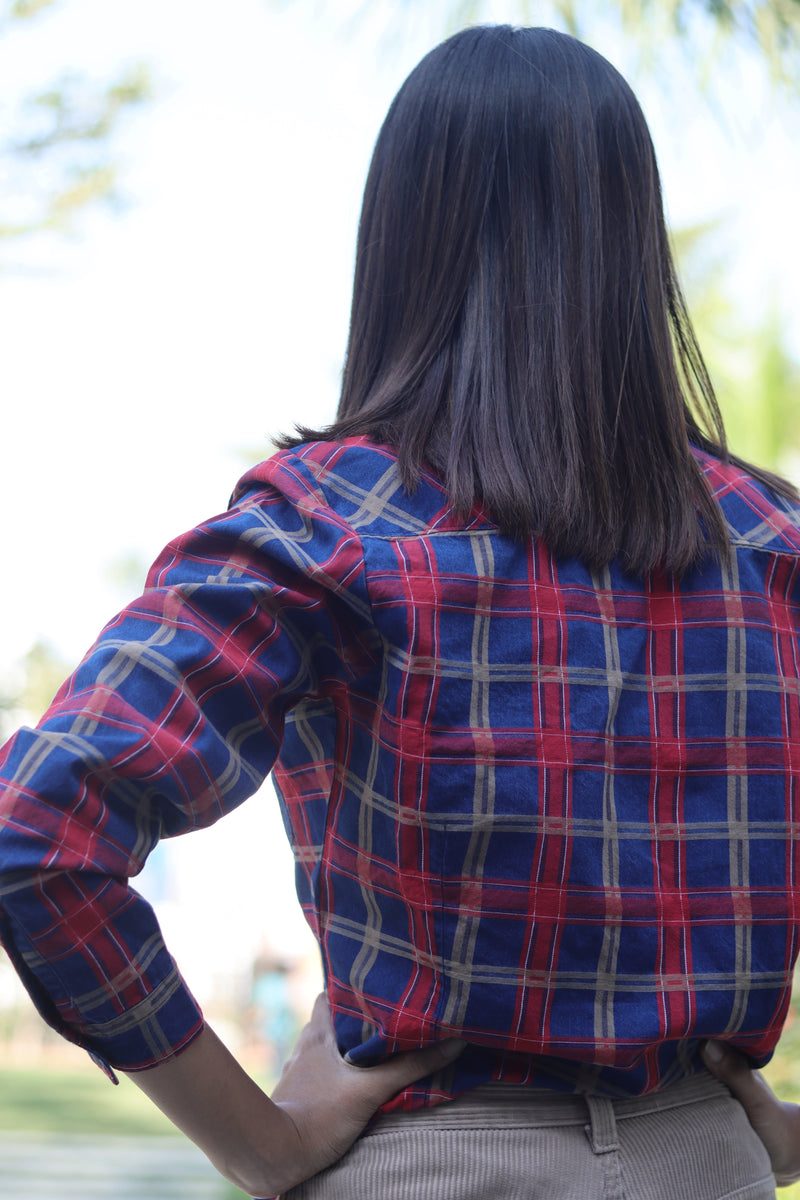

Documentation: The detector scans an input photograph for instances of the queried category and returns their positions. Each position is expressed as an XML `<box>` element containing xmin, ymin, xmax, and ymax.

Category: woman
<box><xmin>1</xmin><ymin>24</ymin><xmax>800</xmax><ymax>1200</ymax></box>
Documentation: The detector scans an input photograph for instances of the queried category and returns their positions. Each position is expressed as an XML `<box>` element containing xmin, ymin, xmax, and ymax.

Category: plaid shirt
<box><xmin>2</xmin><ymin>437</ymin><xmax>800</xmax><ymax>1106</ymax></box>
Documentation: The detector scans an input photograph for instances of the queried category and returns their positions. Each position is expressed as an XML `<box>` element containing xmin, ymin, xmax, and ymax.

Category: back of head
<box><xmin>294</xmin><ymin>27</ymin><xmax>765</xmax><ymax>575</ymax></box>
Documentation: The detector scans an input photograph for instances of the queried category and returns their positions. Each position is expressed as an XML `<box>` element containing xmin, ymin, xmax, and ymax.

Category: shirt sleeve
<box><xmin>0</xmin><ymin>449</ymin><xmax>376</xmax><ymax>1075</ymax></box>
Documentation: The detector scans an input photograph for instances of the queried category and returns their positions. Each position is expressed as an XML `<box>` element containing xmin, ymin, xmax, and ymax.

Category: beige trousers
<box><xmin>283</xmin><ymin>1073</ymin><xmax>775</xmax><ymax>1200</ymax></box>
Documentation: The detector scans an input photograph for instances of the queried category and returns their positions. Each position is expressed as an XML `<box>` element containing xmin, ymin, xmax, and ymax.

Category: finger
<box><xmin>307</xmin><ymin>993</ymin><xmax>331</xmax><ymax>1032</ymax></box>
<box><xmin>308</xmin><ymin>991</ymin><xmax>332</xmax><ymax>1030</ymax></box>
<box><xmin>307</xmin><ymin>991</ymin><xmax>465</xmax><ymax>1087</ymax></box>
<box><xmin>391</xmin><ymin>1038</ymin><xmax>467</xmax><ymax>1080</ymax></box>
<box><xmin>705</xmin><ymin>1041</ymin><xmax>767</xmax><ymax>1099</ymax></box>
<box><xmin>701</xmin><ymin>1039</ymin><xmax>748</xmax><ymax>1081</ymax></box>
<box><xmin>702</xmin><ymin>1041</ymin><xmax>800</xmax><ymax>1187</ymax></box>
<box><xmin>701</xmin><ymin>1041</ymin><xmax>770</xmax><ymax>1102</ymax></box>
<box><xmin>355</xmin><ymin>1038</ymin><xmax>468</xmax><ymax>1104</ymax></box>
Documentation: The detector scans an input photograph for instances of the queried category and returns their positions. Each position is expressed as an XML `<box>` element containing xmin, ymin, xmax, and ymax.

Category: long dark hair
<box><xmin>282</xmin><ymin>25</ymin><xmax>795</xmax><ymax>575</ymax></box>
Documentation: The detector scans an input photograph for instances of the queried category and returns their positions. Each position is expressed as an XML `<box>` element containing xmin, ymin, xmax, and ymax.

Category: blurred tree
<box><xmin>317</xmin><ymin>0</ymin><xmax>800</xmax><ymax>475</ymax></box>
<box><xmin>0</xmin><ymin>553</ymin><xmax>155</xmax><ymax>737</ymax></box>
<box><xmin>104</xmin><ymin>550</ymin><xmax>149</xmax><ymax>596</ymax></box>
<box><xmin>722</xmin><ymin>307</ymin><xmax>800</xmax><ymax>473</ymax></box>
<box><xmin>14</xmin><ymin>638</ymin><xmax>72</xmax><ymax>717</ymax></box>
<box><xmin>377</xmin><ymin>0</ymin><xmax>800</xmax><ymax>91</ymax></box>
<box><xmin>0</xmin><ymin>0</ymin><xmax>151</xmax><ymax>245</ymax></box>
<box><xmin>670</xmin><ymin>226</ymin><xmax>800</xmax><ymax>477</ymax></box>
<box><xmin>0</xmin><ymin>638</ymin><xmax>74</xmax><ymax>737</ymax></box>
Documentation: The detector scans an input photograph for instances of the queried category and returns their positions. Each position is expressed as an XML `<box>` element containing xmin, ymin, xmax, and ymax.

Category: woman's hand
<box><xmin>270</xmin><ymin>993</ymin><xmax>466</xmax><ymax>1189</ymax></box>
<box><xmin>126</xmin><ymin>993</ymin><xmax>465</xmax><ymax>1199</ymax></box>
<box><xmin>702</xmin><ymin>1040</ymin><xmax>800</xmax><ymax>1187</ymax></box>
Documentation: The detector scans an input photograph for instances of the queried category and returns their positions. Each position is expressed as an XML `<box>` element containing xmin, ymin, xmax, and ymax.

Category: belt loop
<box><xmin>585</xmin><ymin>1096</ymin><xmax>619</xmax><ymax>1154</ymax></box>
<box><xmin>585</xmin><ymin>1096</ymin><xmax>625</xmax><ymax>1200</ymax></box>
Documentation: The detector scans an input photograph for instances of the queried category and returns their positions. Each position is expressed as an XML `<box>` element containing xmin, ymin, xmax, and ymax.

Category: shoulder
<box><xmin>231</xmin><ymin>437</ymin><xmax>456</xmax><ymax>537</ymax></box>
<box><xmin>694</xmin><ymin>447</ymin><xmax>800</xmax><ymax>558</ymax></box>
<box><xmin>232</xmin><ymin>438</ymin><xmax>401</xmax><ymax>508</ymax></box>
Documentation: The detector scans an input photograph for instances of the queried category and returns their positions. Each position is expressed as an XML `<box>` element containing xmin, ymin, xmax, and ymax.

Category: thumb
<box><xmin>701</xmin><ymin>1038</ymin><xmax>800</xmax><ymax>1187</ymax></box>
<box><xmin>360</xmin><ymin>1038</ymin><xmax>467</xmax><ymax>1100</ymax></box>
<box><xmin>399</xmin><ymin>1037</ymin><xmax>468</xmax><ymax>1076</ymax></box>
<box><xmin>701</xmin><ymin>1040</ymin><xmax>775</xmax><ymax>1114</ymax></box>
<box><xmin>702</xmin><ymin>1039</ymin><xmax>741</xmax><ymax>1073</ymax></box>
<box><xmin>701</xmin><ymin>1040</ymin><xmax>754</xmax><ymax>1090</ymax></box>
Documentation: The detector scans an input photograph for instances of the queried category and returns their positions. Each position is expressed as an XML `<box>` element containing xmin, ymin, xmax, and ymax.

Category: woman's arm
<box><xmin>702</xmin><ymin>1040</ymin><xmax>800</xmax><ymax>1187</ymax></box>
<box><xmin>125</xmin><ymin>993</ymin><xmax>465</xmax><ymax>1199</ymax></box>
<box><xmin>0</xmin><ymin>460</ymin><xmax>380</xmax><ymax>1076</ymax></box>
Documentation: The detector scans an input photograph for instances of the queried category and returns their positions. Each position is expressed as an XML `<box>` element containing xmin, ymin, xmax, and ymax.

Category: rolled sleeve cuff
<box><xmin>77</xmin><ymin>966</ymin><xmax>206</xmax><ymax>1077</ymax></box>
<box><xmin>1</xmin><ymin>913</ymin><xmax>204</xmax><ymax>1080</ymax></box>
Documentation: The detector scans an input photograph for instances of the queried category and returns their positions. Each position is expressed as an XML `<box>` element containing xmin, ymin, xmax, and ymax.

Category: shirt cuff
<box><xmin>1</xmin><ymin>911</ymin><xmax>204</xmax><ymax>1077</ymax></box>
<box><xmin>77</xmin><ymin>967</ymin><xmax>206</xmax><ymax>1075</ymax></box>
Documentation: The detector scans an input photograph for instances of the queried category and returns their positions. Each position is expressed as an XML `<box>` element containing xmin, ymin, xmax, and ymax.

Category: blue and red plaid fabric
<box><xmin>2</xmin><ymin>437</ymin><xmax>800</xmax><ymax>1106</ymax></box>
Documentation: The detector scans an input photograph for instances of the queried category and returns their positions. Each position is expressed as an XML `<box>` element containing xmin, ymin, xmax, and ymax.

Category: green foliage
<box><xmin>0</xmin><ymin>1063</ymin><xmax>255</xmax><ymax>1196</ymax></box>
<box><xmin>763</xmin><ymin>992</ymin><xmax>800</xmax><ymax>1198</ymax></box>
<box><xmin>720</xmin><ymin>307</ymin><xmax>800</xmax><ymax>474</ymax></box>
<box><xmin>7</xmin><ymin>0</ymin><xmax>59</xmax><ymax>17</ymax></box>
<box><xmin>0</xmin><ymin>0</ymin><xmax>152</xmax><ymax>243</ymax></box>
<box><xmin>0</xmin><ymin>638</ymin><xmax>75</xmax><ymax>737</ymax></box>
<box><xmin>373</xmin><ymin>0</ymin><xmax>800</xmax><ymax>90</ymax></box>
<box><xmin>671</xmin><ymin>223</ymin><xmax>800</xmax><ymax>479</ymax></box>
<box><xmin>581</xmin><ymin>0</ymin><xmax>800</xmax><ymax>80</ymax></box>
<box><xmin>0</xmin><ymin>1065</ymin><xmax>179</xmax><ymax>1137</ymax></box>
<box><xmin>16</xmin><ymin>638</ymin><xmax>75</xmax><ymax>715</ymax></box>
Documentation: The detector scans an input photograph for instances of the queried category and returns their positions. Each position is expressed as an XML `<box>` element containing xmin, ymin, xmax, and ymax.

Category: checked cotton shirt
<box><xmin>2</xmin><ymin>436</ymin><xmax>800</xmax><ymax>1108</ymax></box>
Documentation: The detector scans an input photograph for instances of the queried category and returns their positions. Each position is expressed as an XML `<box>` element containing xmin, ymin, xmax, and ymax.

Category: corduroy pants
<box><xmin>283</xmin><ymin>1073</ymin><xmax>775</xmax><ymax>1199</ymax></box>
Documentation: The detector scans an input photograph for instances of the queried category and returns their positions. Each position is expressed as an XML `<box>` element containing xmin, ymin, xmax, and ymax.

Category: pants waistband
<box><xmin>367</xmin><ymin>1070</ymin><xmax>731</xmax><ymax>1136</ymax></box>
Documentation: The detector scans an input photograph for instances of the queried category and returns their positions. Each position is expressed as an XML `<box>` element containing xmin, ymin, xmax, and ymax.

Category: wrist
<box><xmin>124</xmin><ymin>1025</ymin><xmax>311</xmax><ymax>1198</ymax></box>
<box><xmin>226</xmin><ymin>1104</ymin><xmax>312</xmax><ymax>1199</ymax></box>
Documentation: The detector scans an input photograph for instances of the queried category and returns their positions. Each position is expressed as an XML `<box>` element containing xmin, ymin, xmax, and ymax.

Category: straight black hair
<box><xmin>282</xmin><ymin>25</ymin><xmax>796</xmax><ymax>575</ymax></box>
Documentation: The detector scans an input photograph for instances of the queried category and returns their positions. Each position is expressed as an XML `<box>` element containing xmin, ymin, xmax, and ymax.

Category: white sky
<box><xmin>0</xmin><ymin>0</ymin><xmax>798</xmax><ymax>1017</ymax></box>
<box><xmin>1</xmin><ymin>0</ymin><xmax>797</xmax><ymax>668</ymax></box>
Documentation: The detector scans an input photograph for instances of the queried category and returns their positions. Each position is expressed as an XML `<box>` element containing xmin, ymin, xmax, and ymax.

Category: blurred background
<box><xmin>0</xmin><ymin>1</ymin><xmax>798</xmax><ymax>1196</ymax></box>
